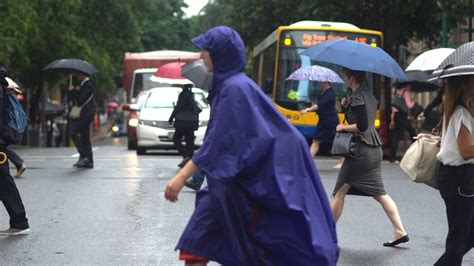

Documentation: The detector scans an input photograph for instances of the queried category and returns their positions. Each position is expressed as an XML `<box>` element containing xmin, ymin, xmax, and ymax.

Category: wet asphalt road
<box><xmin>0</xmin><ymin>137</ymin><xmax>473</xmax><ymax>265</ymax></box>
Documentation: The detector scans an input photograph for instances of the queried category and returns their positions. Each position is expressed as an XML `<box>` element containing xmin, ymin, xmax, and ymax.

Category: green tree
<box><xmin>201</xmin><ymin>0</ymin><xmax>468</xmax><ymax>56</ymax></box>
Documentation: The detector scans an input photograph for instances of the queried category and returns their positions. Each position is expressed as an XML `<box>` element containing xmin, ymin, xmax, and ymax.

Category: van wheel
<box><xmin>136</xmin><ymin>147</ymin><xmax>147</xmax><ymax>155</ymax></box>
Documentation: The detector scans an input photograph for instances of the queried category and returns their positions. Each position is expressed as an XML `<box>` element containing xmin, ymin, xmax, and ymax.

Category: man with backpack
<box><xmin>0</xmin><ymin>66</ymin><xmax>29</xmax><ymax>235</ymax></box>
<box><xmin>168</xmin><ymin>84</ymin><xmax>201</xmax><ymax>168</ymax></box>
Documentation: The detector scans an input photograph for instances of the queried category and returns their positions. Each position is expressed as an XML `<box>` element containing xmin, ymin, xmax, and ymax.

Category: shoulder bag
<box><xmin>399</xmin><ymin>133</ymin><xmax>440</xmax><ymax>189</ymax></box>
<box><xmin>330</xmin><ymin>94</ymin><xmax>361</xmax><ymax>158</ymax></box>
<box><xmin>69</xmin><ymin>94</ymin><xmax>94</xmax><ymax>119</ymax></box>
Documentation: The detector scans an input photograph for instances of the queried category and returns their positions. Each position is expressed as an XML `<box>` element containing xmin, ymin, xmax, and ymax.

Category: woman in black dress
<box><xmin>300</xmin><ymin>81</ymin><xmax>339</xmax><ymax>156</ymax></box>
<box><xmin>331</xmin><ymin>68</ymin><xmax>409</xmax><ymax>247</ymax></box>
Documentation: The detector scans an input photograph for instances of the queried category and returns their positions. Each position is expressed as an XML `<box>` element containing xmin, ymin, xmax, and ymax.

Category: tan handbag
<box><xmin>69</xmin><ymin>94</ymin><xmax>94</xmax><ymax>119</ymax></box>
<box><xmin>399</xmin><ymin>133</ymin><xmax>440</xmax><ymax>189</ymax></box>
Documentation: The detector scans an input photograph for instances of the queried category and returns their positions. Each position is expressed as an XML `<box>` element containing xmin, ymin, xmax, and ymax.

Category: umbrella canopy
<box><xmin>429</xmin><ymin>42</ymin><xmax>474</xmax><ymax>80</ymax></box>
<box><xmin>301</xmin><ymin>39</ymin><xmax>408</xmax><ymax>80</ymax></box>
<box><xmin>405</xmin><ymin>48</ymin><xmax>455</xmax><ymax>72</ymax></box>
<box><xmin>107</xmin><ymin>101</ymin><xmax>119</xmax><ymax>108</ymax></box>
<box><xmin>286</xmin><ymin>65</ymin><xmax>344</xmax><ymax>83</ymax></box>
<box><xmin>399</xmin><ymin>71</ymin><xmax>440</xmax><ymax>92</ymax></box>
<box><xmin>44</xmin><ymin>59</ymin><xmax>97</xmax><ymax>75</ymax></box>
<box><xmin>181</xmin><ymin>60</ymin><xmax>213</xmax><ymax>91</ymax></box>
<box><xmin>149</xmin><ymin>61</ymin><xmax>192</xmax><ymax>85</ymax></box>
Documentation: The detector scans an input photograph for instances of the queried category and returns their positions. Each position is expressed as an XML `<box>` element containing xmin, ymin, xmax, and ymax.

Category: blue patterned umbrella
<box><xmin>286</xmin><ymin>65</ymin><xmax>344</xmax><ymax>83</ymax></box>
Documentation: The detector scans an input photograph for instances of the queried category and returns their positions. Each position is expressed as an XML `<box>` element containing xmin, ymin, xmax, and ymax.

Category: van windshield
<box><xmin>132</xmin><ymin>72</ymin><xmax>155</xmax><ymax>98</ymax></box>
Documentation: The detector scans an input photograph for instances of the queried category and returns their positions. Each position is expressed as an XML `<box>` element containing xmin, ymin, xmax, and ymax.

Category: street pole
<box><xmin>470</xmin><ymin>0</ymin><xmax>473</xmax><ymax>42</ymax></box>
<box><xmin>442</xmin><ymin>11</ymin><xmax>448</xmax><ymax>47</ymax></box>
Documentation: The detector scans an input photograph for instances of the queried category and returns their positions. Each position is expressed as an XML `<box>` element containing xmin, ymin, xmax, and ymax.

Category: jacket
<box><xmin>68</xmin><ymin>79</ymin><xmax>95</xmax><ymax>121</ymax></box>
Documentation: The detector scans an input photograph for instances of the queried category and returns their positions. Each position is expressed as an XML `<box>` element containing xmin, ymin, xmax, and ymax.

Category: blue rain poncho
<box><xmin>176</xmin><ymin>26</ymin><xmax>339</xmax><ymax>266</ymax></box>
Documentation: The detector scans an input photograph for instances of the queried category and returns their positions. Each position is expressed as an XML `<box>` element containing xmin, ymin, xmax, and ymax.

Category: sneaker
<box><xmin>0</xmin><ymin>227</ymin><xmax>30</xmax><ymax>236</ymax></box>
<box><xmin>184</xmin><ymin>180</ymin><xmax>201</xmax><ymax>191</ymax></box>
<box><xmin>15</xmin><ymin>164</ymin><xmax>27</xmax><ymax>177</ymax></box>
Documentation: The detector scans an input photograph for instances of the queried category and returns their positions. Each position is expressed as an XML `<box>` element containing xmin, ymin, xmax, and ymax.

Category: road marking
<box><xmin>71</xmin><ymin>147</ymin><xmax>99</xmax><ymax>158</ymax></box>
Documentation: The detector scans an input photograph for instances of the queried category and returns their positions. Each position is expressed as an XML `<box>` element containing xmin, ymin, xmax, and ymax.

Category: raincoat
<box><xmin>176</xmin><ymin>26</ymin><xmax>339</xmax><ymax>266</ymax></box>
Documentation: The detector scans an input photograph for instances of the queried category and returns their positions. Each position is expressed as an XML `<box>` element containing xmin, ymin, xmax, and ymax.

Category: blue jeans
<box><xmin>191</xmin><ymin>170</ymin><xmax>206</xmax><ymax>188</ymax></box>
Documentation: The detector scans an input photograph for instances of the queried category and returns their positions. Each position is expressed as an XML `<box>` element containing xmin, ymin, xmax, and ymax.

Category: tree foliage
<box><xmin>0</xmin><ymin>0</ymin><xmax>190</xmax><ymax>99</ymax></box>
<box><xmin>200</xmin><ymin>0</ymin><xmax>469</xmax><ymax>56</ymax></box>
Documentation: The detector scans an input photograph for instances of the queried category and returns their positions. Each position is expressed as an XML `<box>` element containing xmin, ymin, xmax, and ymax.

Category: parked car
<box><xmin>133</xmin><ymin>87</ymin><xmax>210</xmax><ymax>155</ymax></box>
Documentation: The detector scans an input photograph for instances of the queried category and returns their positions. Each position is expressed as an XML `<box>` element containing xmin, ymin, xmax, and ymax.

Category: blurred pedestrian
<box><xmin>417</xmin><ymin>83</ymin><xmax>445</xmax><ymax>121</ymax></box>
<box><xmin>5</xmin><ymin>147</ymin><xmax>26</xmax><ymax>177</ymax></box>
<box><xmin>184</xmin><ymin>169</ymin><xmax>206</xmax><ymax>191</ymax></box>
<box><xmin>331</xmin><ymin>67</ymin><xmax>408</xmax><ymax>247</ymax></box>
<box><xmin>0</xmin><ymin>66</ymin><xmax>29</xmax><ymax>235</ymax></box>
<box><xmin>68</xmin><ymin>71</ymin><xmax>95</xmax><ymax>168</ymax></box>
<box><xmin>164</xmin><ymin>26</ymin><xmax>339</xmax><ymax>265</ymax></box>
<box><xmin>168</xmin><ymin>84</ymin><xmax>201</xmax><ymax>168</ymax></box>
<box><xmin>389</xmin><ymin>83</ymin><xmax>417</xmax><ymax>163</ymax></box>
<box><xmin>434</xmin><ymin>75</ymin><xmax>474</xmax><ymax>266</ymax></box>
<box><xmin>300</xmin><ymin>81</ymin><xmax>339</xmax><ymax>157</ymax></box>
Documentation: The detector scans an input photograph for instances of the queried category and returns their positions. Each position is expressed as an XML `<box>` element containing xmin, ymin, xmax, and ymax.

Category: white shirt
<box><xmin>437</xmin><ymin>105</ymin><xmax>474</xmax><ymax>166</ymax></box>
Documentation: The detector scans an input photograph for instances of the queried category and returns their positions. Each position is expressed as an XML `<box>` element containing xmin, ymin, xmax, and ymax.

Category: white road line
<box><xmin>71</xmin><ymin>147</ymin><xmax>99</xmax><ymax>158</ymax></box>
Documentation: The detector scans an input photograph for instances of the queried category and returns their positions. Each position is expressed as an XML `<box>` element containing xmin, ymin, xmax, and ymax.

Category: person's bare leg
<box><xmin>330</xmin><ymin>183</ymin><xmax>351</xmax><ymax>223</ymax></box>
<box><xmin>310</xmin><ymin>140</ymin><xmax>321</xmax><ymax>157</ymax></box>
<box><xmin>373</xmin><ymin>194</ymin><xmax>407</xmax><ymax>240</ymax></box>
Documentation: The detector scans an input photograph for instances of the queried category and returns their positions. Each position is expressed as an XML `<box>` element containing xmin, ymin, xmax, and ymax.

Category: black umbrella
<box><xmin>429</xmin><ymin>42</ymin><xmax>474</xmax><ymax>80</ymax></box>
<box><xmin>404</xmin><ymin>71</ymin><xmax>440</xmax><ymax>92</ymax></box>
<box><xmin>44</xmin><ymin>59</ymin><xmax>97</xmax><ymax>75</ymax></box>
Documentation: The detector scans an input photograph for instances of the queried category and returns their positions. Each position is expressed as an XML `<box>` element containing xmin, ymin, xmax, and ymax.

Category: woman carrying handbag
<box><xmin>434</xmin><ymin>75</ymin><xmax>474</xmax><ymax>266</ymax></box>
<box><xmin>331</xmin><ymin>67</ymin><xmax>409</xmax><ymax>247</ymax></box>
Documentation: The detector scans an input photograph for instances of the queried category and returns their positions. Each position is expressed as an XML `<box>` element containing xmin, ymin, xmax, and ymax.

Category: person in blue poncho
<box><xmin>164</xmin><ymin>26</ymin><xmax>339</xmax><ymax>266</ymax></box>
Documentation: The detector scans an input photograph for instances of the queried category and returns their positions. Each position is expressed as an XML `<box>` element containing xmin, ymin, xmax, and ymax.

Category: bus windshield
<box><xmin>275</xmin><ymin>30</ymin><xmax>380</xmax><ymax>110</ymax></box>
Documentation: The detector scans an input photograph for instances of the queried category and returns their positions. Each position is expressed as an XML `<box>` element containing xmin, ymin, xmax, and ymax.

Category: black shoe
<box><xmin>383</xmin><ymin>235</ymin><xmax>409</xmax><ymax>247</ymax></box>
<box><xmin>178</xmin><ymin>157</ymin><xmax>190</xmax><ymax>168</ymax></box>
<box><xmin>73</xmin><ymin>158</ymin><xmax>85</xmax><ymax>167</ymax></box>
<box><xmin>76</xmin><ymin>158</ymin><xmax>94</xmax><ymax>169</ymax></box>
<box><xmin>184</xmin><ymin>180</ymin><xmax>201</xmax><ymax>191</ymax></box>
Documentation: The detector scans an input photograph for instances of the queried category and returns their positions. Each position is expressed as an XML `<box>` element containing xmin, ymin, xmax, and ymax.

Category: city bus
<box><xmin>252</xmin><ymin>21</ymin><xmax>387</xmax><ymax>145</ymax></box>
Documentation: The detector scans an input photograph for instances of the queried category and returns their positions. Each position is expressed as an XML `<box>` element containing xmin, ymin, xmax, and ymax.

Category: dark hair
<box><xmin>342</xmin><ymin>68</ymin><xmax>366</xmax><ymax>84</ymax></box>
<box><xmin>443</xmin><ymin>75</ymin><xmax>468</xmax><ymax>128</ymax></box>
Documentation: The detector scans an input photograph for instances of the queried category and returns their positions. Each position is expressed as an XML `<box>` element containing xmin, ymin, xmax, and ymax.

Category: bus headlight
<box><xmin>128</xmin><ymin>118</ymin><xmax>139</xmax><ymax>127</ymax></box>
<box><xmin>112</xmin><ymin>125</ymin><xmax>119</xmax><ymax>132</ymax></box>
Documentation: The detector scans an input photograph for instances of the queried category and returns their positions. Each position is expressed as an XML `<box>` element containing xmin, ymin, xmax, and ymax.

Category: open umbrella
<box><xmin>44</xmin><ymin>58</ymin><xmax>97</xmax><ymax>75</ymax></box>
<box><xmin>301</xmin><ymin>39</ymin><xmax>408</xmax><ymax>80</ymax></box>
<box><xmin>286</xmin><ymin>65</ymin><xmax>344</xmax><ymax>83</ymax></box>
<box><xmin>403</xmin><ymin>71</ymin><xmax>439</xmax><ymax>92</ymax></box>
<box><xmin>181</xmin><ymin>60</ymin><xmax>213</xmax><ymax>91</ymax></box>
<box><xmin>405</xmin><ymin>48</ymin><xmax>455</xmax><ymax>72</ymax></box>
<box><xmin>149</xmin><ymin>61</ymin><xmax>192</xmax><ymax>85</ymax></box>
<box><xmin>429</xmin><ymin>42</ymin><xmax>474</xmax><ymax>80</ymax></box>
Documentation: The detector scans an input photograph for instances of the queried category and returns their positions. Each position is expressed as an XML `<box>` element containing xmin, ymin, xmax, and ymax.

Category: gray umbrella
<box><xmin>181</xmin><ymin>59</ymin><xmax>212</xmax><ymax>91</ymax></box>
<box><xmin>429</xmin><ymin>42</ymin><xmax>474</xmax><ymax>80</ymax></box>
<box><xmin>44</xmin><ymin>58</ymin><xmax>97</xmax><ymax>75</ymax></box>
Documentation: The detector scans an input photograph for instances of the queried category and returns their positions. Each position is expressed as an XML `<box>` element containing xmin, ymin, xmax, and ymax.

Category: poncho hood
<box><xmin>192</xmin><ymin>26</ymin><xmax>246</xmax><ymax>91</ymax></box>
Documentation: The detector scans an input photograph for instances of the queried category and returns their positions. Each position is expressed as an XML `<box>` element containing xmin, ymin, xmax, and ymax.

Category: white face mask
<box><xmin>181</xmin><ymin>59</ymin><xmax>213</xmax><ymax>91</ymax></box>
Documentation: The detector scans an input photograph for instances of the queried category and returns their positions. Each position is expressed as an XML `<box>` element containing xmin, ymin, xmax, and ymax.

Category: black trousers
<box><xmin>5</xmin><ymin>147</ymin><xmax>23</xmax><ymax>170</ymax></box>
<box><xmin>70</xmin><ymin>119</ymin><xmax>93</xmax><ymax>161</ymax></box>
<box><xmin>435</xmin><ymin>164</ymin><xmax>474</xmax><ymax>266</ymax></box>
<box><xmin>390</xmin><ymin>112</ymin><xmax>416</xmax><ymax>160</ymax></box>
<box><xmin>173</xmin><ymin>128</ymin><xmax>195</xmax><ymax>158</ymax></box>
<box><xmin>0</xmin><ymin>145</ymin><xmax>29</xmax><ymax>229</ymax></box>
